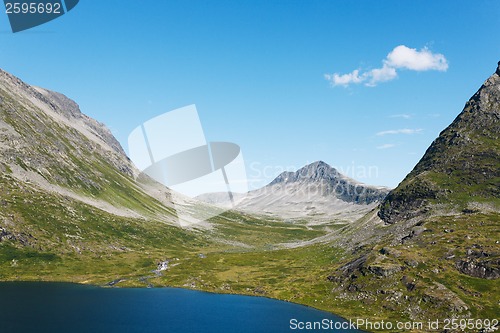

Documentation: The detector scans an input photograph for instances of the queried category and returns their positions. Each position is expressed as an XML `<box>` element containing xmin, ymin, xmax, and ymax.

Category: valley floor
<box><xmin>1</xmin><ymin>211</ymin><xmax>499</xmax><ymax>333</ymax></box>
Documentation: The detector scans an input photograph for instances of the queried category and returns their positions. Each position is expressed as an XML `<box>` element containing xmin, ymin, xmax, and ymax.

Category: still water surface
<box><xmin>0</xmin><ymin>282</ymin><xmax>365</xmax><ymax>333</ymax></box>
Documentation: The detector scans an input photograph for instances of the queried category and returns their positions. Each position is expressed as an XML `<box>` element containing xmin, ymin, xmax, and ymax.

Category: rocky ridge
<box><xmin>0</xmin><ymin>68</ymin><xmax>177</xmax><ymax>222</ymax></box>
<box><xmin>324</xmin><ymin>62</ymin><xmax>500</xmax><ymax>324</ymax></box>
<box><xmin>378</xmin><ymin>62</ymin><xmax>500</xmax><ymax>225</ymax></box>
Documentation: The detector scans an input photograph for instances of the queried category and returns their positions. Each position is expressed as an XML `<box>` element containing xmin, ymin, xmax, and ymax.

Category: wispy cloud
<box><xmin>365</xmin><ymin>64</ymin><xmax>398</xmax><ymax>87</ymax></box>
<box><xmin>376</xmin><ymin>128</ymin><xmax>423</xmax><ymax>136</ymax></box>
<box><xmin>389</xmin><ymin>114</ymin><xmax>412</xmax><ymax>119</ymax></box>
<box><xmin>376</xmin><ymin>143</ymin><xmax>396</xmax><ymax>149</ymax></box>
<box><xmin>325</xmin><ymin>45</ymin><xmax>448</xmax><ymax>87</ymax></box>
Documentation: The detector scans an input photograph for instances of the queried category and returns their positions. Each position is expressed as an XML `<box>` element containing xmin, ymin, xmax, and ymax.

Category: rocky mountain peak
<box><xmin>269</xmin><ymin>161</ymin><xmax>340</xmax><ymax>185</ymax></box>
<box><xmin>302</xmin><ymin>160</ymin><xmax>335</xmax><ymax>175</ymax></box>
<box><xmin>198</xmin><ymin>160</ymin><xmax>390</xmax><ymax>221</ymax></box>
<box><xmin>379</xmin><ymin>62</ymin><xmax>500</xmax><ymax>224</ymax></box>
<box><xmin>307</xmin><ymin>160</ymin><xmax>330</xmax><ymax>169</ymax></box>
<box><xmin>267</xmin><ymin>160</ymin><xmax>389</xmax><ymax>205</ymax></box>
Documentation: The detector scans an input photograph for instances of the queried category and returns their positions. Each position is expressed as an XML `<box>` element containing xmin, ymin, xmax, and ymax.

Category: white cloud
<box><xmin>324</xmin><ymin>70</ymin><xmax>363</xmax><ymax>87</ymax></box>
<box><xmin>376</xmin><ymin>143</ymin><xmax>396</xmax><ymax>149</ymax></box>
<box><xmin>376</xmin><ymin>128</ymin><xmax>423</xmax><ymax>136</ymax></box>
<box><xmin>386</xmin><ymin>45</ymin><xmax>448</xmax><ymax>71</ymax></box>
<box><xmin>365</xmin><ymin>64</ymin><xmax>398</xmax><ymax>87</ymax></box>
<box><xmin>325</xmin><ymin>45</ymin><xmax>448</xmax><ymax>87</ymax></box>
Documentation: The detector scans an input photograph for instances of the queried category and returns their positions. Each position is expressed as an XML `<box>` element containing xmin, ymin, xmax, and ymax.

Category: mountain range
<box><xmin>1</xmin><ymin>62</ymin><xmax>499</xmax><ymax>330</ymax></box>
<box><xmin>198</xmin><ymin>160</ymin><xmax>390</xmax><ymax>222</ymax></box>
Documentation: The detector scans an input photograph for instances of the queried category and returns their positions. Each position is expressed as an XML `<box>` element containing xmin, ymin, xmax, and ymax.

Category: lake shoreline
<box><xmin>0</xmin><ymin>277</ymin><xmax>354</xmax><ymax>321</ymax></box>
<box><xmin>0</xmin><ymin>281</ymin><xmax>365</xmax><ymax>333</ymax></box>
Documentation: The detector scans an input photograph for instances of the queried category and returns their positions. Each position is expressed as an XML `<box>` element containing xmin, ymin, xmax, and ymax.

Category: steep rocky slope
<box><xmin>379</xmin><ymin>62</ymin><xmax>500</xmax><ymax>225</ymax></box>
<box><xmin>0</xmin><ymin>68</ymin><xmax>193</xmax><ymax>262</ymax></box>
<box><xmin>0</xmin><ymin>69</ymin><xmax>177</xmax><ymax>221</ymax></box>
<box><xmin>324</xmin><ymin>62</ymin><xmax>500</xmax><ymax>327</ymax></box>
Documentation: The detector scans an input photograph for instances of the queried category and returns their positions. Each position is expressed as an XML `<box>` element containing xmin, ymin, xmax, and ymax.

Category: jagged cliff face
<box><xmin>379</xmin><ymin>62</ymin><xmax>500</xmax><ymax>224</ymax></box>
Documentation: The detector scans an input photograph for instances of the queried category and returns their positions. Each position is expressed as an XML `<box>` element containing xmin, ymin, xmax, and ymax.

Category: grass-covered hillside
<box><xmin>1</xmin><ymin>63</ymin><xmax>499</xmax><ymax>333</ymax></box>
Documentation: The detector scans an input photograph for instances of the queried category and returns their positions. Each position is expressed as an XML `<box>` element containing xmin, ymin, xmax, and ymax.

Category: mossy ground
<box><xmin>0</xmin><ymin>162</ymin><xmax>498</xmax><ymax>333</ymax></box>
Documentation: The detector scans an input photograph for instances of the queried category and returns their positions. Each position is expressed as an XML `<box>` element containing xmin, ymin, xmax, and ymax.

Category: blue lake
<box><xmin>0</xmin><ymin>282</ymin><xmax>365</xmax><ymax>333</ymax></box>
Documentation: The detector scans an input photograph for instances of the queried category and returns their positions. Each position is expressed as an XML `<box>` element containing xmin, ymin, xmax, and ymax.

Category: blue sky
<box><xmin>1</xmin><ymin>1</ymin><xmax>499</xmax><ymax>188</ymax></box>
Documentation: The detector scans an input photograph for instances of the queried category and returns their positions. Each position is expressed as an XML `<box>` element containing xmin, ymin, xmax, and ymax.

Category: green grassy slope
<box><xmin>1</xmin><ymin>64</ymin><xmax>499</xmax><ymax>333</ymax></box>
<box><xmin>319</xmin><ymin>63</ymin><xmax>500</xmax><ymax>331</ymax></box>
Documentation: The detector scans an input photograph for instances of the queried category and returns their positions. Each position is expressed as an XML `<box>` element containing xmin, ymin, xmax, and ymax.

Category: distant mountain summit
<box><xmin>379</xmin><ymin>62</ymin><xmax>500</xmax><ymax>224</ymax></box>
<box><xmin>199</xmin><ymin>161</ymin><xmax>390</xmax><ymax>222</ymax></box>
<box><xmin>270</xmin><ymin>161</ymin><xmax>340</xmax><ymax>184</ymax></box>
<box><xmin>269</xmin><ymin>161</ymin><xmax>388</xmax><ymax>205</ymax></box>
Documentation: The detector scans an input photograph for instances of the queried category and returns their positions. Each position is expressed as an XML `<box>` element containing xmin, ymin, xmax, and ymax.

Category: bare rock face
<box><xmin>379</xmin><ymin>62</ymin><xmax>500</xmax><ymax>224</ymax></box>
<box><xmin>269</xmin><ymin>161</ymin><xmax>390</xmax><ymax>204</ymax></box>
<box><xmin>33</xmin><ymin>87</ymin><xmax>128</xmax><ymax>157</ymax></box>
<box><xmin>456</xmin><ymin>246</ymin><xmax>500</xmax><ymax>279</ymax></box>
<box><xmin>197</xmin><ymin>160</ymin><xmax>390</xmax><ymax>222</ymax></box>
<box><xmin>456</xmin><ymin>259</ymin><xmax>500</xmax><ymax>279</ymax></box>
